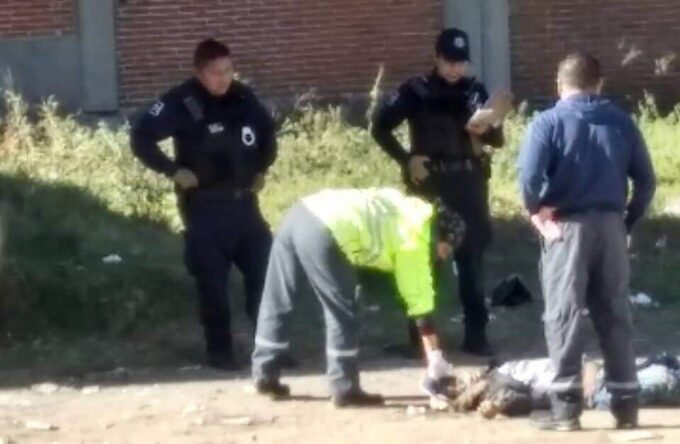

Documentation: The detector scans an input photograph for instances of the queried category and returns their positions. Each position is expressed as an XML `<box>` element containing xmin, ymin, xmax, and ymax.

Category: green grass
<box><xmin>0</xmin><ymin>88</ymin><xmax>679</xmax><ymax>378</ymax></box>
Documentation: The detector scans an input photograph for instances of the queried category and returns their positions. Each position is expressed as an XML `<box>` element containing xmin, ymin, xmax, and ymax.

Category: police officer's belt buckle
<box><xmin>432</xmin><ymin>159</ymin><xmax>474</xmax><ymax>173</ymax></box>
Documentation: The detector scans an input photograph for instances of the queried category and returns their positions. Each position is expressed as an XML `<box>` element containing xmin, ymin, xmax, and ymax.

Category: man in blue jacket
<box><xmin>517</xmin><ymin>53</ymin><xmax>656</xmax><ymax>431</ymax></box>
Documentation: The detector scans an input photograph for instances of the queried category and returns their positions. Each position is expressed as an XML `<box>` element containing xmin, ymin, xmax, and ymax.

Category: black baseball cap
<box><xmin>436</xmin><ymin>28</ymin><xmax>470</xmax><ymax>62</ymax></box>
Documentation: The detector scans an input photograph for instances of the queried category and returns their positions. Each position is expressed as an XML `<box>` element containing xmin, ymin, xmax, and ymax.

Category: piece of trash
<box><xmin>24</xmin><ymin>420</ymin><xmax>58</xmax><ymax>431</ymax></box>
<box><xmin>655</xmin><ymin>236</ymin><xmax>668</xmax><ymax>250</ymax></box>
<box><xmin>31</xmin><ymin>383</ymin><xmax>60</xmax><ymax>394</ymax></box>
<box><xmin>192</xmin><ymin>417</ymin><xmax>205</xmax><ymax>426</ymax></box>
<box><xmin>221</xmin><ymin>416</ymin><xmax>254</xmax><ymax>426</ymax></box>
<box><xmin>179</xmin><ymin>365</ymin><xmax>203</xmax><ymax>373</ymax></box>
<box><xmin>429</xmin><ymin>396</ymin><xmax>449</xmax><ymax>411</ymax></box>
<box><xmin>629</xmin><ymin>292</ymin><xmax>654</xmax><ymax>306</ymax></box>
<box><xmin>450</xmin><ymin>315</ymin><xmax>464</xmax><ymax>324</ymax></box>
<box><xmin>102</xmin><ymin>254</ymin><xmax>123</xmax><ymax>264</ymax></box>
<box><xmin>81</xmin><ymin>385</ymin><xmax>100</xmax><ymax>395</ymax></box>
<box><xmin>365</xmin><ymin>305</ymin><xmax>381</xmax><ymax>314</ymax></box>
<box><xmin>488</xmin><ymin>313</ymin><xmax>497</xmax><ymax>322</ymax></box>
<box><xmin>406</xmin><ymin>405</ymin><xmax>427</xmax><ymax>416</ymax></box>
<box><xmin>609</xmin><ymin>430</ymin><xmax>663</xmax><ymax>442</ymax></box>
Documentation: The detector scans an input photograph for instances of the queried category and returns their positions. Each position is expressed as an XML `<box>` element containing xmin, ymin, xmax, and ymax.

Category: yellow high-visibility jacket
<box><xmin>303</xmin><ymin>188</ymin><xmax>435</xmax><ymax>317</ymax></box>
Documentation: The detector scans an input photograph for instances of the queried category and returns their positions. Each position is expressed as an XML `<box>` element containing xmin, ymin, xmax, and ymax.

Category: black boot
<box><xmin>612</xmin><ymin>396</ymin><xmax>639</xmax><ymax>429</ymax></box>
<box><xmin>254</xmin><ymin>379</ymin><xmax>291</xmax><ymax>400</ymax></box>
<box><xmin>332</xmin><ymin>389</ymin><xmax>384</xmax><ymax>408</ymax></box>
<box><xmin>461</xmin><ymin>327</ymin><xmax>494</xmax><ymax>357</ymax></box>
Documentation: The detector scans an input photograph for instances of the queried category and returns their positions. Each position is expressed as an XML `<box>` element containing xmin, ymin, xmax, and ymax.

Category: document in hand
<box><xmin>467</xmin><ymin>90</ymin><xmax>514</xmax><ymax>128</ymax></box>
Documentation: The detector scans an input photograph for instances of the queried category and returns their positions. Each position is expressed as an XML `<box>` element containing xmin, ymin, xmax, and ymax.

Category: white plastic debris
<box><xmin>31</xmin><ymin>383</ymin><xmax>60</xmax><ymax>394</ymax></box>
<box><xmin>655</xmin><ymin>236</ymin><xmax>668</xmax><ymax>250</ymax></box>
<box><xmin>365</xmin><ymin>305</ymin><xmax>381</xmax><ymax>314</ymax></box>
<box><xmin>24</xmin><ymin>420</ymin><xmax>58</xmax><ymax>431</ymax></box>
<box><xmin>102</xmin><ymin>254</ymin><xmax>123</xmax><ymax>264</ymax></box>
<box><xmin>221</xmin><ymin>416</ymin><xmax>254</xmax><ymax>426</ymax></box>
<box><xmin>406</xmin><ymin>405</ymin><xmax>427</xmax><ymax>417</ymax></box>
<box><xmin>450</xmin><ymin>315</ymin><xmax>464</xmax><ymax>324</ymax></box>
<box><xmin>629</xmin><ymin>292</ymin><xmax>654</xmax><ymax>306</ymax></box>
<box><xmin>81</xmin><ymin>385</ymin><xmax>100</xmax><ymax>395</ymax></box>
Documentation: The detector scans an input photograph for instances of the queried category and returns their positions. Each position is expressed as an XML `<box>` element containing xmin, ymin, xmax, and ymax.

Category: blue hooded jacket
<box><xmin>518</xmin><ymin>94</ymin><xmax>656</xmax><ymax>230</ymax></box>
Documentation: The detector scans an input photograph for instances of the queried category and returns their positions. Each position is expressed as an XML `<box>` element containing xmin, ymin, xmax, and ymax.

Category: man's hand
<box><xmin>530</xmin><ymin>206</ymin><xmax>562</xmax><ymax>241</ymax></box>
<box><xmin>172</xmin><ymin>168</ymin><xmax>199</xmax><ymax>190</ymax></box>
<box><xmin>408</xmin><ymin>155</ymin><xmax>430</xmax><ymax>185</ymax></box>
<box><xmin>252</xmin><ymin>173</ymin><xmax>266</xmax><ymax>193</ymax></box>
<box><xmin>466</xmin><ymin>122</ymin><xmax>491</xmax><ymax>136</ymax></box>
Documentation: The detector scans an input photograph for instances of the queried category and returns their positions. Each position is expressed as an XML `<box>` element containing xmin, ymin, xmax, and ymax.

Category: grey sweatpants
<box><xmin>251</xmin><ymin>203</ymin><xmax>361</xmax><ymax>396</ymax></box>
<box><xmin>541</xmin><ymin>211</ymin><xmax>639</xmax><ymax>418</ymax></box>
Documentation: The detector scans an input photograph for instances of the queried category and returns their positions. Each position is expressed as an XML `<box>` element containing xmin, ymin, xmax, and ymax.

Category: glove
<box><xmin>172</xmin><ymin>168</ymin><xmax>199</xmax><ymax>190</ymax></box>
<box><xmin>427</xmin><ymin>350</ymin><xmax>452</xmax><ymax>379</ymax></box>
<box><xmin>407</xmin><ymin>155</ymin><xmax>430</xmax><ymax>185</ymax></box>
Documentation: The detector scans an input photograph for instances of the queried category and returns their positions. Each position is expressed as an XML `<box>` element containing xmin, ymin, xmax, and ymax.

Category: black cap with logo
<box><xmin>435</xmin><ymin>28</ymin><xmax>470</xmax><ymax>62</ymax></box>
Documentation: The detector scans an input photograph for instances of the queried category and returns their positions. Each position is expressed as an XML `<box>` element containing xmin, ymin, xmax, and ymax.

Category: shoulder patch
<box><xmin>148</xmin><ymin>100</ymin><xmax>165</xmax><ymax>117</ymax></box>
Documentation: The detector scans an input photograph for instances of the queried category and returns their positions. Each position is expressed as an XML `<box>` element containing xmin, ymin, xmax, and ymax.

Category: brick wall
<box><xmin>510</xmin><ymin>0</ymin><xmax>680</xmax><ymax>109</ymax></box>
<box><xmin>116</xmin><ymin>0</ymin><xmax>443</xmax><ymax>106</ymax></box>
<box><xmin>0</xmin><ymin>0</ymin><xmax>75</xmax><ymax>38</ymax></box>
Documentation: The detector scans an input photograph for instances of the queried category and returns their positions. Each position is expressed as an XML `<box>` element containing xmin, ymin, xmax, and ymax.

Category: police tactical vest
<box><xmin>409</xmin><ymin>77</ymin><xmax>477</xmax><ymax>161</ymax></box>
<box><xmin>181</xmin><ymin>94</ymin><xmax>260</xmax><ymax>189</ymax></box>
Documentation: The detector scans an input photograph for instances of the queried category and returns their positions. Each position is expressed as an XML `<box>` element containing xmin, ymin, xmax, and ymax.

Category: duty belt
<box><xmin>429</xmin><ymin>159</ymin><xmax>475</xmax><ymax>173</ymax></box>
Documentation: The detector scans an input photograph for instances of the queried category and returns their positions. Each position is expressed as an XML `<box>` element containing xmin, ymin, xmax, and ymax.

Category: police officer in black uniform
<box><xmin>131</xmin><ymin>39</ymin><xmax>277</xmax><ymax>370</ymax></box>
<box><xmin>372</xmin><ymin>28</ymin><xmax>504</xmax><ymax>356</ymax></box>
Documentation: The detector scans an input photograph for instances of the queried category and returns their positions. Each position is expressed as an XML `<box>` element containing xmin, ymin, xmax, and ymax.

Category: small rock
<box><xmin>81</xmin><ymin>385</ymin><xmax>100</xmax><ymax>395</ymax></box>
<box><xmin>31</xmin><ymin>383</ymin><xmax>60</xmax><ymax>394</ymax></box>
<box><xmin>24</xmin><ymin>420</ymin><xmax>58</xmax><ymax>431</ymax></box>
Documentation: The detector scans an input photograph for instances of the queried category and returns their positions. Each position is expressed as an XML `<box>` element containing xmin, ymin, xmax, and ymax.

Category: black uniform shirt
<box><xmin>131</xmin><ymin>78</ymin><xmax>277</xmax><ymax>190</ymax></box>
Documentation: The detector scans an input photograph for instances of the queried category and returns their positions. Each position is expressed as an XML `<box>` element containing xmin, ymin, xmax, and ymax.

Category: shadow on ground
<box><xmin>1</xmin><ymin>173</ymin><xmax>679</xmax><ymax>390</ymax></box>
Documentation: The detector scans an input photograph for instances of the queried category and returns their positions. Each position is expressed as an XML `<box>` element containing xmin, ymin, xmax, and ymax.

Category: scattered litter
<box><xmin>406</xmin><ymin>405</ymin><xmax>427</xmax><ymax>417</ymax></box>
<box><xmin>30</xmin><ymin>383</ymin><xmax>60</xmax><ymax>394</ymax></box>
<box><xmin>365</xmin><ymin>305</ymin><xmax>381</xmax><ymax>314</ymax></box>
<box><xmin>450</xmin><ymin>315</ymin><xmax>464</xmax><ymax>324</ymax></box>
<box><xmin>221</xmin><ymin>416</ymin><xmax>254</xmax><ymax>426</ymax></box>
<box><xmin>629</xmin><ymin>292</ymin><xmax>658</xmax><ymax>307</ymax></box>
<box><xmin>429</xmin><ymin>396</ymin><xmax>449</xmax><ymax>411</ymax></box>
<box><xmin>609</xmin><ymin>430</ymin><xmax>663</xmax><ymax>442</ymax></box>
<box><xmin>24</xmin><ymin>420</ymin><xmax>58</xmax><ymax>431</ymax></box>
<box><xmin>81</xmin><ymin>385</ymin><xmax>100</xmax><ymax>395</ymax></box>
<box><xmin>655</xmin><ymin>236</ymin><xmax>668</xmax><ymax>250</ymax></box>
<box><xmin>102</xmin><ymin>254</ymin><xmax>123</xmax><ymax>264</ymax></box>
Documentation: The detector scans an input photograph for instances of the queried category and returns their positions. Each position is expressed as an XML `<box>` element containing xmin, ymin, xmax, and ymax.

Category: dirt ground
<box><xmin>1</xmin><ymin>359</ymin><xmax>679</xmax><ymax>444</ymax></box>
